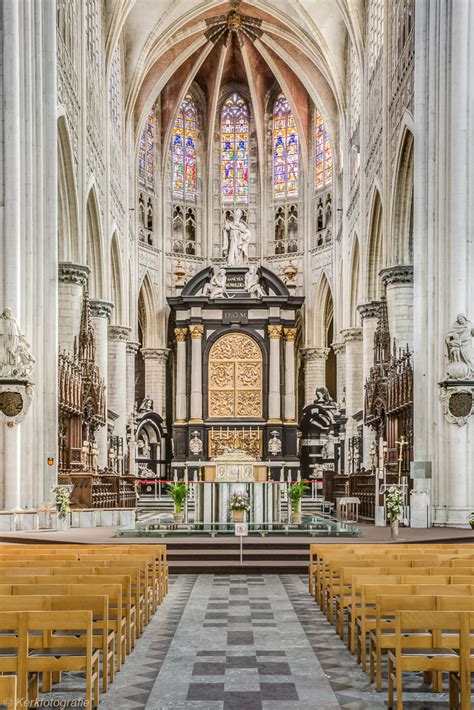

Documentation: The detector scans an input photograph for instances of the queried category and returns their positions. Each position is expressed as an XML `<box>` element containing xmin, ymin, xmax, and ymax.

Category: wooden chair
<box><xmin>0</xmin><ymin>675</ymin><xmax>17</xmax><ymax>709</ymax></box>
<box><xmin>387</xmin><ymin>610</ymin><xmax>471</xmax><ymax>710</ymax></box>
<box><xmin>23</xmin><ymin>610</ymin><xmax>100</xmax><ymax>710</ymax></box>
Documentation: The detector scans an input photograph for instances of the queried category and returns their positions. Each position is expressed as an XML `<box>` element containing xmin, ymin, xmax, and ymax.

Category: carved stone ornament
<box><xmin>190</xmin><ymin>324</ymin><xmax>204</xmax><ymax>340</ymax></box>
<box><xmin>202</xmin><ymin>268</ymin><xmax>233</xmax><ymax>299</ymax></box>
<box><xmin>58</xmin><ymin>262</ymin><xmax>90</xmax><ymax>286</ymax></box>
<box><xmin>245</xmin><ymin>267</ymin><xmax>265</xmax><ymax>298</ymax></box>
<box><xmin>0</xmin><ymin>382</ymin><xmax>34</xmax><ymax>425</ymax></box>
<box><xmin>90</xmin><ymin>299</ymin><xmax>114</xmax><ymax>319</ymax></box>
<box><xmin>439</xmin><ymin>385</ymin><xmax>474</xmax><ymax>426</ymax></box>
<box><xmin>189</xmin><ymin>430</ymin><xmax>204</xmax><ymax>456</ymax></box>
<box><xmin>284</xmin><ymin>327</ymin><xmax>297</xmax><ymax>342</ymax></box>
<box><xmin>175</xmin><ymin>327</ymin><xmax>188</xmax><ymax>342</ymax></box>
<box><xmin>357</xmin><ymin>301</ymin><xmax>381</xmax><ymax>321</ymax></box>
<box><xmin>268</xmin><ymin>324</ymin><xmax>282</xmax><ymax>340</ymax></box>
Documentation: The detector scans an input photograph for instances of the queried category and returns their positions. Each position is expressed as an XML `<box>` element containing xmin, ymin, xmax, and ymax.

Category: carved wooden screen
<box><xmin>208</xmin><ymin>333</ymin><xmax>263</xmax><ymax>418</ymax></box>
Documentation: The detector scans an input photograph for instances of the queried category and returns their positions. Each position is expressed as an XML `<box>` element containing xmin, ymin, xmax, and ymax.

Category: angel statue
<box><xmin>0</xmin><ymin>308</ymin><xmax>35</xmax><ymax>380</ymax></box>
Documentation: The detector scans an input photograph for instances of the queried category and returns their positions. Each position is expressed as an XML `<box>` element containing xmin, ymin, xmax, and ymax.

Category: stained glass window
<box><xmin>221</xmin><ymin>94</ymin><xmax>249</xmax><ymax>204</ymax></box>
<box><xmin>315</xmin><ymin>109</ymin><xmax>332</xmax><ymax>191</ymax></box>
<box><xmin>273</xmin><ymin>93</ymin><xmax>299</xmax><ymax>200</ymax></box>
<box><xmin>138</xmin><ymin>111</ymin><xmax>155</xmax><ymax>192</ymax></box>
<box><xmin>172</xmin><ymin>94</ymin><xmax>197</xmax><ymax>201</ymax></box>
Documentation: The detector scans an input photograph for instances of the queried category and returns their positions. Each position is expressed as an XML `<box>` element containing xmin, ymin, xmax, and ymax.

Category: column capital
<box><xmin>357</xmin><ymin>300</ymin><xmax>381</xmax><ymax>321</ymax></box>
<box><xmin>108</xmin><ymin>325</ymin><xmax>131</xmax><ymax>342</ymax></box>
<box><xmin>58</xmin><ymin>262</ymin><xmax>90</xmax><ymax>286</ymax></box>
<box><xmin>141</xmin><ymin>347</ymin><xmax>169</xmax><ymax>363</ymax></box>
<box><xmin>331</xmin><ymin>341</ymin><xmax>345</xmax><ymax>356</ymax></box>
<box><xmin>380</xmin><ymin>264</ymin><xmax>414</xmax><ymax>286</ymax></box>
<box><xmin>90</xmin><ymin>299</ymin><xmax>114</xmax><ymax>319</ymax></box>
<box><xmin>341</xmin><ymin>327</ymin><xmax>363</xmax><ymax>343</ymax></box>
<box><xmin>302</xmin><ymin>347</ymin><xmax>330</xmax><ymax>362</ymax></box>
<box><xmin>283</xmin><ymin>327</ymin><xmax>297</xmax><ymax>342</ymax></box>
<box><xmin>190</xmin><ymin>324</ymin><xmax>204</xmax><ymax>340</ymax></box>
<box><xmin>126</xmin><ymin>340</ymin><xmax>140</xmax><ymax>355</ymax></box>
<box><xmin>175</xmin><ymin>327</ymin><xmax>188</xmax><ymax>342</ymax></box>
<box><xmin>268</xmin><ymin>324</ymin><xmax>282</xmax><ymax>339</ymax></box>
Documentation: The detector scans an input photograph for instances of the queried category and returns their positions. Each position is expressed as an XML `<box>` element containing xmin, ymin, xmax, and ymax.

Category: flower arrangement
<box><xmin>385</xmin><ymin>485</ymin><xmax>405</xmax><ymax>523</ymax></box>
<box><xmin>229</xmin><ymin>492</ymin><xmax>251</xmax><ymax>512</ymax></box>
<box><xmin>54</xmin><ymin>486</ymin><xmax>71</xmax><ymax>521</ymax></box>
<box><xmin>288</xmin><ymin>481</ymin><xmax>309</xmax><ymax>513</ymax></box>
<box><xmin>167</xmin><ymin>482</ymin><xmax>188</xmax><ymax>514</ymax></box>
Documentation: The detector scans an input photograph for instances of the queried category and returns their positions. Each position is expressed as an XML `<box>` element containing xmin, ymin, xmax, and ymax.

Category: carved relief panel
<box><xmin>208</xmin><ymin>333</ymin><xmax>262</xmax><ymax>418</ymax></box>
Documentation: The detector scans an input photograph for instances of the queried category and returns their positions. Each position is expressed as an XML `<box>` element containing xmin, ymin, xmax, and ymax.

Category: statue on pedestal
<box><xmin>223</xmin><ymin>209</ymin><xmax>251</xmax><ymax>266</ymax></box>
<box><xmin>0</xmin><ymin>308</ymin><xmax>35</xmax><ymax>380</ymax></box>
<box><xmin>445</xmin><ymin>313</ymin><xmax>474</xmax><ymax>379</ymax></box>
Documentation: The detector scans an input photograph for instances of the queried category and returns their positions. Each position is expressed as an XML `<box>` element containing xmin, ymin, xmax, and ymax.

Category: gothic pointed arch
<box><xmin>350</xmin><ymin>234</ymin><xmax>361</xmax><ymax>326</ymax></box>
<box><xmin>85</xmin><ymin>186</ymin><xmax>105</xmax><ymax>299</ymax></box>
<box><xmin>57</xmin><ymin>115</ymin><xmax>79</xmax><ymax>262</ymax></box>
<box><xmin>313</xmin><ymin>272</ymin><xmax>333</xmax><ymax>346</ymax></box>
<box><xmin>391</xmin><ymin>125</ymin><xmax>414</xmax><ymax>265</ymax></box>
<box><xmin>366</xmin><ymin>188</ymin><xmax>384</xmax><ymax>300</ymax></box>
<box><xmin>138</xmin><ymin>272</ymin><xmax>159</xmax><ymax>348</ymax></box>
<box><xmin>110</xmin><ymin>233</ymin><xmax>124</xmax><ymax>325</ymax></box>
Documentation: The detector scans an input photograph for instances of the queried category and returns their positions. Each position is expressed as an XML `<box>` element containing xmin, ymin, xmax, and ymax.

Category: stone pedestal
<box><xmin>341</xmin><ymin>328</ymin><xmax>363</xmax><ymax>439</ymax></box>
<box><xmin>58</xmin><ymin>263</ymin><xmax>90</xmax><ymax>354</ymax></box>
<box><xmin>303</xmin><ymin>347</ymin><xmax>330</xmax><ymax>406</ymax></box>
<box><xmin>141</xmin><ymin>347</ymin><xmax>169</xmax><ymax>420</ymax></box>
<box><xmin>90</xmin><ymin>300</ymin><xmax>113</xmax><ymax>467</ymax></box>
<box><xmin>358</xmin><ymin>302</ymin><xmax>381</xmax><ymax>467</ymax></box>
<box><xmin>380</xmin><ymin>265</ymin><xmax>414</xmax><ymax>351</ymax></box>
<box><xmin>268</xmin><ymin>325</ymin><xmax>282</xmax><ymax>422</ymax></box>
<box><xmin>108</xmin><ymin>326</ymin><xmax>130</xmax><ymax>442</ymax></box>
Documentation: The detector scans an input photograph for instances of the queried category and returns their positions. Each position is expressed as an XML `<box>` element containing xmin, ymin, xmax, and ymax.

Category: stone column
<box><xmin>58</xmin><ymin>263</ymin><xmax>90</xmax><ymax>354</ymax></box>
<box><xmin>357</xmin><ymin>302</ymin><xmax>381</xmax><ymax>467</ymax></box>
<box><xmin>414</xmin><ymin>1</ymin><xmax>474</xmax><ymax>526</ymax></box>
<box><xmin>175</xmin><ymin>327</ymin><xmax>188</xmax><ymax>423</ymax></box>
<box><xmin>341</xmin><ymin>328</ymin><xmax>363</xmax><ymax>439</ymax></box>
<box><xmin>268</xmin><ymin>325</ymin><xmax>282</xmax><ymax>422</ymax></box>
<box><xmin>302</xmin><ymin>347</ymin><xmax>330</xmax><ymax>405</ymax></box>
<box><xmin>380</xmin><ymin>265</ymin><xmax>414</xmax><ymax>351</ymax></box>
<box><xmin>90</xmin><ymin>300</ymin><xmax>113</xmax><ymax>468</ymax></box>
<box><xmin>141</xmin><ymin>348</ymin><xmax>169</xmax><ymax>420</ymax></box>
<box><xmin>108</xmin><ymin>326</ymin><xmax>130</xmax><ymax>443</ymax></box>
<box><xmin>331</xmin><ymin>341</ymin><xmax>346</xmax><ymax>406</ymax></box>
<box><xmin>189</xmin><ymin>325</ymin><xmax>204</xmax><ymax>423</ymax></box>
<box><xmin>126</xmin><ymin>341</ymin><xmax>140</xmax><ymax>417</ymax></box>
<box><xmin>283</xmin><ymin>328</ymin><xmax>297</xmax><ymax>422</ymax></box>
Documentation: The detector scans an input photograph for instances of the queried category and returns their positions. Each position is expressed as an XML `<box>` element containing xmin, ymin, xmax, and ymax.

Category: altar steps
<box><xmin>165</xmin><ymin>538</ymin><xmax>309</xmax><ymax>574</ymax></box>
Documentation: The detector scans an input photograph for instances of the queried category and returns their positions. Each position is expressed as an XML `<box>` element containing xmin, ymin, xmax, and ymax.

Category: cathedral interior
<box><xmin>0</xmin><ymin>1</ymin><xmax>474</xmax><ymax>708</ymax></box>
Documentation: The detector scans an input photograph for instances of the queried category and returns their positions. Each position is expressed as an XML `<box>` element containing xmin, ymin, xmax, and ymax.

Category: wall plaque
<box><xmin>226</xmin><ymin>273</ymin><xmax>246</xmax><ymax>289</ymax></box>
<box><xmin>223</xmin><ymin>310</ymin><xmax>248</xmax><ymax>324</ymax></box>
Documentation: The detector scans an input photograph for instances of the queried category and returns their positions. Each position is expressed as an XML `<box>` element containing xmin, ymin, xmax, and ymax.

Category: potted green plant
<box><xmin>54</xmin><ymin>486</ymin><xmax>71</xmax><ymax>530</ymax></box>
<box><xmin>468</xmin><ymin>512</ymin><xmax>474</xmax><ymax>529</ymax></box>
<box><xmin>288</xmin><ymin>481</ymin><xmax>309</xmax><ymax>524</ymax></box>
<box><xmin>229</xmin><ymin>492</ymin><xmax>251</xmax><ymax>523</ymax></box>
<box><xmin>167</xmin><ymin>482</ymin><xmax>188</xmax><ymax>523</ymax></box>
<box><xmin>385</xmin><ymin>485</ymin><xmax>405</xmax><ymax>538</ymax></box>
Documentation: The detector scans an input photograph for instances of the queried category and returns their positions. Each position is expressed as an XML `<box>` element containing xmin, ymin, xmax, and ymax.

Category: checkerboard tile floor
<box><xmin>36</xmin><ymin>574</ymin><xmax>457</xmax><ymax>709</ymax></box>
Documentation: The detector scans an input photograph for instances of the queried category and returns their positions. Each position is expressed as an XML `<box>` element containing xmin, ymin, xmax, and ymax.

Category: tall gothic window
<box><xmin>221</xmin><ymin>93</ymin><xmax>249</xmax><ymax>204</ymax></box>
<box><xmin>138</xmin><ymin>112</ymin><xmax>155</xmax><ymax>192</ymax></box>
<box><xmin>172</xmin><ymin>94</ymin><xmax>197</xmax><ymax>202</ymax></box>
<box><xmin>314</xmin><ymin>109</ymin><xmax>332</xmax><ymax>191</ymax></box>
<box><xmin>273</xmin><ymin>93</ymin><xmax>299</xmax><ymax>200</ymax></box>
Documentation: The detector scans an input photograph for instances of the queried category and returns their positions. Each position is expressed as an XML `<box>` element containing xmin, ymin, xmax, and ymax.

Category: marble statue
<box><xmin>202</xmin><ymin>268</ymin><xmax>233</xmax><ymax>299</ymax></box>
<box><xmin>445</xmin><ymin>313</ymin><xmax>474</xmax><ymax>379</ymax></box>
<box><xmin>0</xmin><ymin>308</ymin><xmax>35</xmax><ymax>380</ymax></box>
<box><xmin>223</xmin><ymin>209</ymin><xmax>251</xmax><ymax>266</ymax></box>
<box><xmin>189</xmin><ymin>431</ymin><xmax>203</xmax><ymax>456</ymax></box>
<box><xmin>300</xmin><ymin>387</ymin><xmax>337</xmax><ymax>434</ymax></box>
<box><xmin>245</xmin><ymin>266</ymin><xmax>265</xmax><ymax>298</ymax></box>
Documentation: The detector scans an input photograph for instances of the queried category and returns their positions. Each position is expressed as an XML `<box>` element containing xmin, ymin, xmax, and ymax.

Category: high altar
<box><xmin>167</xmin><ymin>262</ymin><xmax>304</xmax><ymax>524</ymax></box>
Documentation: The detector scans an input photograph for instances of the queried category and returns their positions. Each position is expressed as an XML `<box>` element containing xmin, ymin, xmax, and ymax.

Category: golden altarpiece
<box><xmin>168</xmin><ymin>265</ymin><xmax>303</xmax><ymax>522</ymax></box>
